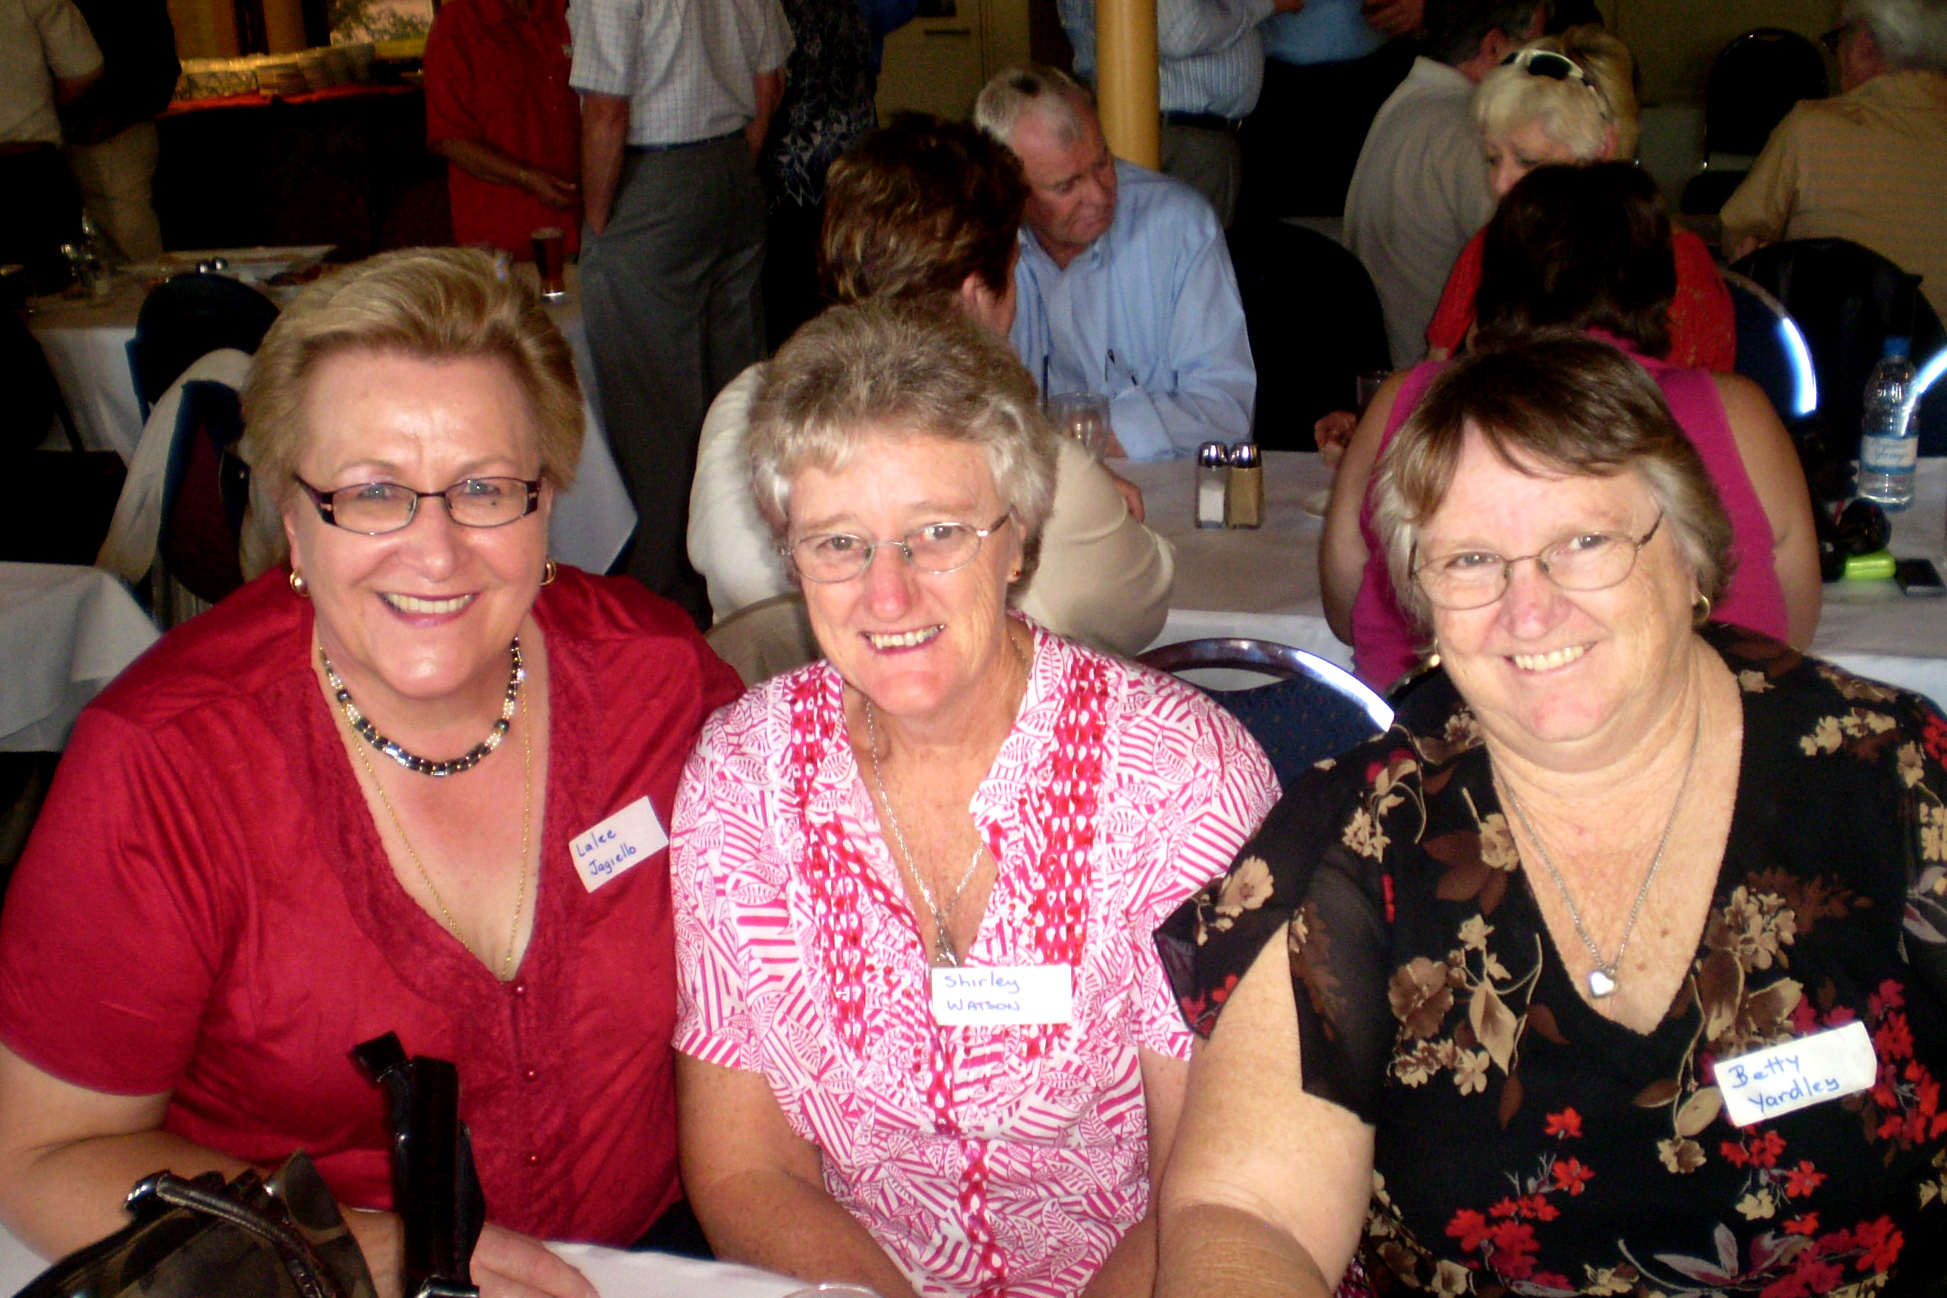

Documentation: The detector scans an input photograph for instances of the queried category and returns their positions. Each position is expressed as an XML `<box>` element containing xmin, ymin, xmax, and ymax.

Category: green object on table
<box><xmin>1843</xmin><ymin>549</ymin><xmax>1897</xmax><ymax>581</ymax></box>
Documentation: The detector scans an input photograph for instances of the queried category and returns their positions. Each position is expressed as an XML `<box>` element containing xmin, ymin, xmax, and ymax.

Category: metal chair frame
<box><xmin>1138</xmin><ymin>637</ymin><xmax>1394</xmax><ymax>733</ymax></box>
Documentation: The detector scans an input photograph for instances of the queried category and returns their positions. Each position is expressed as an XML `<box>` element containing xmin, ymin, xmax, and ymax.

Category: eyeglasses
<box><xmin>1500</xmin><ymin>48</ymin><xmax>1611</xmax><ymax>117</ymax></box>
<box><xmin>783</xmin><ymin>513</ymin><xmax>1013</xmax><ymax>583</ymax></box>
<box><xmin>1413</xmin><ymin>512</ymin><xmax>1663</xmax><ymax>610</ymax></box>
<box><xmin>295</xmin><ymin>475</ymin><xmax>542</xmax><ymax>535</ymax></box>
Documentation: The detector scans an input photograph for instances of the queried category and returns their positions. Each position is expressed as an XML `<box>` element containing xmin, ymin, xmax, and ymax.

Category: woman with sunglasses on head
<box><xmin>0</xmin><ymin>249</ymin><xmax>743</xmax><ymax>1298</ymax></box>
<box><xmin>1322</xmin><ymin>162</ymin><xmax>1820</xmax><ymax>692</ymax></box>
<box><xmin>668</xmin><ymin>298</ymin><xmax>1277</xmax><ymax>1298</ymax></box>
<box><xmin>1425</xmin><ymin>26</ymin><xmax>1735</xmax><ymax>371</ymax></box>
<box><xmin>1158</xmin><ymin>335</ymin><xmax>1947</xmax><ymax>1298</ymax></box>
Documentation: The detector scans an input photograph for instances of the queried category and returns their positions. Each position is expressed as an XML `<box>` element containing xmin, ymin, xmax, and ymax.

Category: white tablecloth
<box><xmin>27</xmin><ymin>265</ymin><xmax>637</xmax><ymax>576</ymax></box>
<box><xmin>0</xmin><ymin>562</ymin><xmax>160</xmax><ymax>751</ymax></box>
<box><xmin>0</xmin><ymin>1225</ymin><xmax>810</xmax><ymax>1297</ymax></box>
<box><xmin>1125</xmin><ymin>452</ymin><xmax>1947</xmax><ymax>708</ymax></box>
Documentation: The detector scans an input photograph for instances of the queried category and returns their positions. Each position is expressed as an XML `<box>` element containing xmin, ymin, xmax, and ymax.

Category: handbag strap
<box><xmin>128</xmin><ymin>1173</ymin><xmax>342</xmax><ymax>1298</ymax></box>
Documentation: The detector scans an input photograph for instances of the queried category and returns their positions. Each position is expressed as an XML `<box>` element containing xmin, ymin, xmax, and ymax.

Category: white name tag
<box><xmin>568</xmin><ymin>797</ymin><xmax>666</xmax><ymax>893</ymax></box>
<box><xmin>929</xmin><ymin>965</ymin><xmax>1074</xmax><ymax>1027</ymax></box>
<box><xmin>1712</xmin><ymin>1020</ymin><xmax>1878</xmax><ymax>1127</ymax></box>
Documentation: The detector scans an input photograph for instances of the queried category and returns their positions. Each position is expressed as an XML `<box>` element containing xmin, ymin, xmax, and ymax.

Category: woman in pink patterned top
<box><xmin>669</xmin><ymin>300</ymin><xmax>1279</xmax><ymax>1298</ymax></box>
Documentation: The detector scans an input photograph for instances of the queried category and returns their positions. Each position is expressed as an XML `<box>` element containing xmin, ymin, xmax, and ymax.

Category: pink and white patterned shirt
<box><xmin>672</xmin><ymin>628</ymin><xmax>1279</xmax><ymax>1297</ymax></box>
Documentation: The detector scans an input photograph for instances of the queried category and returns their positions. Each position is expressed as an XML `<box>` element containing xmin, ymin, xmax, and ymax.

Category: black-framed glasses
<box><xmin>1413</xmin><ymin>513</ymin><xmax>1663</xmax><ymax>610</ymax></box>
<box><xmin>294</xmin><ymin>475</ymin><xmax>542</xmax><ymax>535</ymax></box>
<box><xmin>783</xmin><ymin>513</ymin><xmax>1012</xmax><ymax>584</ymax></box>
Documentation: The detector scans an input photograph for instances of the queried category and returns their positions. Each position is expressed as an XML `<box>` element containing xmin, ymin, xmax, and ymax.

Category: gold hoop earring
<box><xmin>288</xmin><ymin>570</ymin><xmax>309</xmax><ymax>599</ymax></box>
<box><xmin>541</xmin><ymin>559</ymin><xmax>558</xmax><ymax>587</ymax></box>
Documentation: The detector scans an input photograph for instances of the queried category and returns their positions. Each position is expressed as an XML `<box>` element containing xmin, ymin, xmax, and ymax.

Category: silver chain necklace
<box><xmin>1498</xmin><ymin>709</ymin><xmax>1703</xmax><ymax>1000</ymax></box>
<box><xmin>863</xmin><ymin>699</ymin><xmax>984</xmax><ymax>967</ymax></box>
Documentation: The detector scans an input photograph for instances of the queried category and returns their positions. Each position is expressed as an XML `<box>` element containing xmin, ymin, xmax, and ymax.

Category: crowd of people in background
<box><xmin>6</xmin><ymin>0</ymin><xmax>1947</xmax><ymax>1295</ymax></box>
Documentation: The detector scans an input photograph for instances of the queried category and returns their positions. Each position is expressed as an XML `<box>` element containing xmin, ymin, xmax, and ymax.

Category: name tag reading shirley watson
<box><xmin>930</xmin><ymin>965</ymin><xmax>1074</xmax><ymax>1027</ymax></box>
<box><xmin>1711</xmin><ymin>1021</ymin><xmax>1878</xmax><ymax>1127</ymax></box>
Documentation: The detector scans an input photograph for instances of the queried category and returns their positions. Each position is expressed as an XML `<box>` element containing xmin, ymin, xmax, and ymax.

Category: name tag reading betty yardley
<box><xmin>1710</xmin><ymin>1021</ymin><xmax>1879</xmax><ymax>1127</ymax></box>
<box><xmin>929</xmin><ymin>965</ymin><xmax>1075</xmax><ymax>1027</ymax></box>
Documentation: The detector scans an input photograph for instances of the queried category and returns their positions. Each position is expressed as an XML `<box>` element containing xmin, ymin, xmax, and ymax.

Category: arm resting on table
<box><xmin>1320</xmin><ymin>375</ymin><xmax>1405</xmax><ymax>643</ymax></box>
<box><xmin>1156</xmin><ymin>937</ymin><xmax>1375</xmax><ymax>1298</ymax></box>
<box><xmin>677</xmin><ymin>1052</ymin><xmax>921</xmax><ymax>1298</ymax></box>
<box><xmin>1714</xmin><ymin>373</ymin><xmax>1822</xmax><ymax>649</ymax></box>
<box><xmin>0</xmin><ymin>1045</ymin><xmax>594</xmax><ymax>1298</ymax></box>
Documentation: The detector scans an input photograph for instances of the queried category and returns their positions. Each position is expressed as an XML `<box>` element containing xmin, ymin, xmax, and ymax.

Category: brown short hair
<box><xmin>1473</xmin><ymin>161</ymin><xmax>1676</xmax><ymax>359</ymax></box>
<box><xmin>242</xmin><ymin>247</ymin><xmax>582</xmax><ymax>508</ymax></box>
<box><xmin>748</xmin><ymin>298</ymin><xmax>1058</xmax><ymax>575</ymax></box>
<box><xmin>820</xmin><ymin>114</ymin><xmax>1027</xmax><ymax>307</ymax></box>
<box><xmin>1371</xmin><ymin>333</ymin><xmax>1732</xmax><ymax>629</ymax></box>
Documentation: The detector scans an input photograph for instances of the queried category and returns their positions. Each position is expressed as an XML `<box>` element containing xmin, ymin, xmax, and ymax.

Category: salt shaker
<box><xmin>1226</xmin><ymin>442</ymin><xmax>1263</xmax><ymax>528</ymax></box>
<box><xmin>1196</xmin><ymin>441</ymin><xmax>1228</xmax><ymax>528</ymax></box>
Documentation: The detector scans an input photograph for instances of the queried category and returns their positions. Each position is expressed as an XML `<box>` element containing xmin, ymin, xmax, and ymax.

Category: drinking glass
<box><xmin>1046</xmin><ymin>391</ymin><xmax>1113</xmax><ymax>458</ymax></box>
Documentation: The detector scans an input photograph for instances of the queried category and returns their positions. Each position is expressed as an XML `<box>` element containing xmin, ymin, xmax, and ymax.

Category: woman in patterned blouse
<box><xmin>670</xmin><ymin>299</ymin><xmax>1278</xmax><ymax>1297</ymax></box>
<box><xmin>1157</xmin><ymin>335</ymin><xmax>1947</xmax><ymax>1297</ymax></box>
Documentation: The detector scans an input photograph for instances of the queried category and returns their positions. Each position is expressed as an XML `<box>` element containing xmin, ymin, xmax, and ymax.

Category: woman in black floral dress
<box><xmin>1155</xmin><ymin>334</ymin><xmax>1947</xmax><ymax>1298</ymax></box>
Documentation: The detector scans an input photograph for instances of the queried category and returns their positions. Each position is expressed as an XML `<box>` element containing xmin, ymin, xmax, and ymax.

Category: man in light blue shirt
<box><xmin>975</xmin><ymin>65</ymin><xmax>1256</xmax><ymax>461</ymax></box>
<box><xmin>1057</xmin><ymin>0</ymin><xmax>1300</xmax><ymax>226</ymax></box>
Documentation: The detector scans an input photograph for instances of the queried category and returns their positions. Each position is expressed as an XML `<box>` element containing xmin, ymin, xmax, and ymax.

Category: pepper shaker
<box><xmin>1196</xmin><ymin>441</ymin><xmax>1228</xmax><ymax>528</ymax></box>
<box><xmin>1226</xmin><ymin>442</ymin><xmax>1263</xmax><ymax>528</ymax></box>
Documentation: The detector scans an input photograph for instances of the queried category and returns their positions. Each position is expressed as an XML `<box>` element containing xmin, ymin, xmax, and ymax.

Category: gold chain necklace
<box><xmin>336</xmin><ymin>655</ymin><xmax>534</xmax><ymax>981</ymax></box>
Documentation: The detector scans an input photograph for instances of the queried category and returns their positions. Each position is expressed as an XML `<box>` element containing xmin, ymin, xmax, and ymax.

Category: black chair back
<box><xmin>157</xmin><ymin>379</ymin><xmax>250</xmax><ymax>606</ymax></box>
<box><xmin>1681</xmin><ymin>28</ymin><xmax>1827</xmax><ymax>215</ymax></box>
<box><xmin>1138</xmin><ymin>637</ymin><xmax>1393</xmax><ymax>786</ymax></box>
<box><xmin>1226</xmin><ymin>220</ymin><xmax>1390</xmax><ymax>449</ymax></box>
<box><xmin>1733</xmin><ymin>238</ymin><xmax>1947</xmax><ymax>456</ymax></box>
<box><xmin>125</xmin><ymin>272</ymin><xmax>280</xmax><ymax>420</ymax></box>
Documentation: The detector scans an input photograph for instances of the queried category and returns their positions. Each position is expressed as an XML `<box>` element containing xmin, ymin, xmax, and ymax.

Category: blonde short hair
<box><xmin>748</xmin><ymin>298</ymin><xmax>1058</xmax><ymax>573</ymax></box>
<box><xmin>1475</xmin><ymin>26</ymin><xmax>1640</xmax><ymax>163</ymax></box>
<box><xmin>243</xmin><ymin>247</ymin><xmax>583</xmax><ymax>508</ymax></box>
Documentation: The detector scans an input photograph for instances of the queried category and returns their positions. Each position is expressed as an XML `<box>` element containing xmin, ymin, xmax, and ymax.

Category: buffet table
<box><xmin>1125</xmin><ymin>452</ymin><xmax>1947</xmax><ymax>707</ymax></box>
<box><xmin>27</xmin><ymin>262</ymin><xmax>637</xmax><ymax>576</ymax></box>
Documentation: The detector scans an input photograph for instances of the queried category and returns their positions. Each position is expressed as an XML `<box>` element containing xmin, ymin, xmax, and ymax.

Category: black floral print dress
<box><xmin>1160</xmin><ymin>628</ymin><xmax>1947</xmax><ymax>1297</ymax></box>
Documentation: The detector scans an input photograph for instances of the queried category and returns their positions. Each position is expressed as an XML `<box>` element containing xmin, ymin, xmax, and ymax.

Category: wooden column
<box><xmin>1094</xmin><ymin>0</ymin><xmax>1159</xmax><ymax>168</ymax></box>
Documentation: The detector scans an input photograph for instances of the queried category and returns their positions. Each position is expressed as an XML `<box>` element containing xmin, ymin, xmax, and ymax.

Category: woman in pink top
<box><xmin>670</xmin><ymin>301</ymin><xmax>1278</xmax><ymax>1298</ymax></box>
<box><xmin>1323</xmin><ymin>163</ymin><xmax>1820</xmax><ymax>691</ymax></box>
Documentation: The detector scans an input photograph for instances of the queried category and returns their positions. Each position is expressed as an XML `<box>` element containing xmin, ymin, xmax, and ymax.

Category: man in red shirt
<box><xmin>424</xmin><ymin>0</ymin><xmax>581</xmax><ymax>257</ymax></box>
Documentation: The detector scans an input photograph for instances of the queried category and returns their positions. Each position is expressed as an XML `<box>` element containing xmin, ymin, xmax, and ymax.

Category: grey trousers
<box><xmin>1160</xmin><ymin>122</ymin><xmax>1241</xmax><ymax>229</ymax></box>
<box><xmin>579</xmin><ymin>134</ymin><xmax>766</xmax><ymax>610</ymax></box>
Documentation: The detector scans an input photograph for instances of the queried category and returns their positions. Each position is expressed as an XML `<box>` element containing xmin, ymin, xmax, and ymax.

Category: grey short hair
<box><xmin>243</xmin><ymin>247</ymin><xmax>582</xmax><ymax>509</ymax></box>
<box><xmin>1845</xmin><ymin>0</ymin><xmax>1947</xmax><ymax>70</ymax></box>
<box><xmin>973</xmin><ymin>64</ymin><xmax>1094</xmax><ymax>150</ymax></box>
<box><xmin>1370</xmin><ymin>333</ymin><xmax>1732</xmax><ymax>631</ymax></box>
<box><xmin>748</xmin><ymin>298</ymin><xmax>1059</xmax><ymax>577</ymax></box>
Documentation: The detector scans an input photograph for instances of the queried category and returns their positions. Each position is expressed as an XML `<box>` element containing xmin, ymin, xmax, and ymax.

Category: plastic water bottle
<box><xmin>1858</xmin><ymin>336</ymin><xmax>1917</xmax><ymax>509</ymax></box>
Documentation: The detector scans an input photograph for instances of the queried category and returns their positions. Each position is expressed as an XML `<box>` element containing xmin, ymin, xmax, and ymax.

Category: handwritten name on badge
<box><xmin>930</xmin><ymin>965</ymin><xmax>1074</xmax><ymax>1027</ymax></box>
<box><xmin>1711</xmin><ymin>1020</ymin><xmax>1877</xmax><ymax>1127</ymax></box>
<box><xmin>569</xmin><ymin>797</ymin><xmax>666</xmax><ymax>893</ymax></box>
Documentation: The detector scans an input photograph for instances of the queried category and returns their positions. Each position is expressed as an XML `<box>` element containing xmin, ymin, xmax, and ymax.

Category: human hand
<box><xmin>1361</xmin><ymin>0</ymin><xmax>1423</xmax><ymax>36</ymax></box>
<box><xmin>1106</xmin><ymin>467</ymin><xmax>1146</xmax><ymax>522</ymax></box>
<box><xmin>1313</xmin><ymin>410</ymin><xmax>1357</xmax><ymax>470</ymax></box>
<box><xmin>1270</xmin><ymin>0</ymin><xmax>1304</xmax><ymax>14</ymax></box>
<box><xmin>523</xmin><ymin>170</ymin><xmax>580</xmax><ymax>209</ymax></box>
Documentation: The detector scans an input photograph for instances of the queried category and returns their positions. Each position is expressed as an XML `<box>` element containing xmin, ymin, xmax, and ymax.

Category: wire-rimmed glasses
<box><xmin>1413</xmin><ymin>513</ymin><xmax>1664</xmax><ymax>610</ymax></box>
<box><xmin>294</xmin><ymin>475</ymin><xmax>542</xmax><ymax>535</ymax></box>
<box><xmin>783</xmin><ymin>513</ymin><xmax>1012</xmax><ymax>583</ymax></box>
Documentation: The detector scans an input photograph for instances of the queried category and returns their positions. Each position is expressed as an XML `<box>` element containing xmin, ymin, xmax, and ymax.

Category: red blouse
<box><xmin>1425</xmin><ymin>224</ymin><xmax>1736</xmax><ymax>371</ymax></box>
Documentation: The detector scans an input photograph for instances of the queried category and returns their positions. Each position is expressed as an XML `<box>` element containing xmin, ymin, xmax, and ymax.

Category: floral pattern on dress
<box><xmin>1162</xmin><ymin>629</ymin><xmax>1947</xmax><ymax>1297</ymax></box>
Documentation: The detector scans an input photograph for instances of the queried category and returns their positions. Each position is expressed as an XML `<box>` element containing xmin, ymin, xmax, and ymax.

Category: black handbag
<box><xmin>9</xmin><ymin>1152</ymin><xmax>376</xmax><ymax>1298</ymax></box>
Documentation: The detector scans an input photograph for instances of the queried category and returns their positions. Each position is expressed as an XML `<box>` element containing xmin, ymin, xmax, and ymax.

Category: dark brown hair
<box><xmin>819</xmin><ymin>114</ymin><xmax>1028</xmax><ymax>308</ymax></box>
<box><xmin>1474</xmin><ymin>161</ymin><xmax>1676</xmax><ymax>358</ymax></box>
